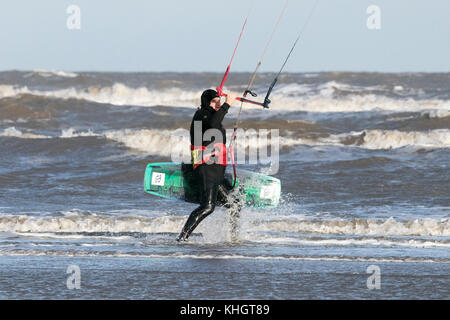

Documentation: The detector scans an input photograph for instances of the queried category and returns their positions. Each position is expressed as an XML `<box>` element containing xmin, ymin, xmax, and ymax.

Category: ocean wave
<box><xmin>0</xmin><ymin>127</ymin><xmax>50</xmax><ymax>139</ymax></box>
<box><xmin>60</xmin><ymin>128</ymin><xmax>100</xmax><ymax>138</ymax></box>
<box><xmin>269</xmin><ymin>92</ymin><xmax>450</xmax><ymax>113</ymax></box>
<box><xmin>23</xmin><ymin>70</ymin><xmax>78</xmax><ymax>79</ymax></box>
<box><xmin>249</xmin><ymin>81</ymin><xmax>450</xmax><ymax>112</ymax></box>
<box><xmin>0</xmin><ymin>215</ymin><xmax>185</xmax><ymax>234</ymax></box>
<box><xmin>0</xmin><ymin>83</ymin><xmax>201</xmax><ymax>107</ymax></box>
<box><xmin>0</xmin><ymin>249</ymin><xmax>446</xmax><ymax>263</ymax></box>
<box><xmin>276</xmin><ymin>129</ymin><xmax>450</xmax><ymax>150</ymax></box>
<box><xmin>104</xmin><ymin>127</ymin><xmax>292</xmax><ymax>160</ymax></box>
<box><xmin>254</xmin><ymin>216</ymin><xmax>450</xmax><ymax>237</ymax></box>
<box><xmin>104</xmin><ymin>128</ymin><xmax>190</xmax><ymax>157</ymax></box>
<box><xmin>1</xmin><ymin>82</ymin><xmax>449</xmax><ymax>113</ymax></box>
<box><xmin>326</xmin><ymin>129</ymin><xmax>450</xmax><ymax>150</ymax></box>
<box><xmin>283</xmin><ymin>129</ymin><xmax>450</xmax><ymax>152</ymax></box>
<box><xmin>0</xmin><ymin>215</ymin><xmax>448</xmax><ymax>237</ymax></box>
<box><xmin>249</xmin><ymin>235</ymin><xmax>450</xmax><ymax>248</ymax></box>
<box><xmin>2</xmin><ymin>127</ymin><xmax>449</xmax><ymax>152</ymax></box>
<box><xmin>420</xmin><ymin>109</ymin><xmax>450</xmax><ymax>119</ymax></box>
<box><xmin>103</xmin><ymin>128</ymin><xmax>450</xmax><ymax>154</ymax></box>
<box><xmin>0</xmin><ymin>127</ymin><xmax>99</xmax><ymax>140</ymax></box>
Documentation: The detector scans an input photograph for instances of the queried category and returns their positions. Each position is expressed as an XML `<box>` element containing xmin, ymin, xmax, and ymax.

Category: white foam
<box><xmin>254</xmin><ymin>82</ymin><xmax>450</xmax><ymax>113</ymax></box>
<box><xmin>269</xmin><ymin>94</ymin><xmax>450</xmax><ymax>113</ymax></box>
<box><xmin>284</xmin><ymin>129</ymin><xmax>450</xmax><ymax>150</ymax></box>
<box><xmin>0</xmin><ymin>127</ymin><xmax>100</xmax><ymax>140</ymax></box>
<box><xmin>0</xmin><ymin>215</ymin><xmax>448</xmax><ymax>237</ymax></box>
<box><xmin>104</xmin><ymin>128</ymin><xmax>191</xmax><ymax>158</ymax></box>
<box><xmin>252</xmin><ymin>216</ymin><xmax>450</xmax><ymax>237</ymax></box>
<box><xmin>0</xmin><ymin>215</ymin><xmax>185</xmax><ymax>234</ymax></box>
<box><xmin>249</xmin><ymin>235</ymin><xmax>450</xmax><ymax>248</ymax></box>
<box><xmin>60</xmin><ymin>128</ymin><xmax>100</xmax><ymax>138</ymax></box>
<box><xmin>420</xmin><ymin>109</ymin><xmax>450</xmax><ymax>119</ymax></box>
<box><xmin>15</xmin><ymin>232</ymin><xmax>133</xmax><ymax>241</ymax></box>
<box><xmin>0</xmin><ymin>85</ymin><xmax>28</xmax><ymax>99</ymax></box>
<box><xmin>1</xmin><ymin>82</ymin><xmax>449</xmax><ymax>113</ymax></box>
<box><xmin>0</xmin><ymin>127</ymin><xmax>50</xmax><ymax>139</ymax></box>
<box><xmin>0</xmin><ymin>249</ymin><xmax>445</xmax><ymax>263</ymax></box>
<box><xmin>339</xmin><ymin>129</ymin><xmax>450</xmax><ymax>150</ymax></box>
<box><xmin>23</xmin><ymin>70</ymin><xmax>78</xmax><ymax>78</ymax></box>
<box><xmin>0</xmin><ymin>83</ymin><xmax>201</xmax><ymax>107</ymax></box>
<box><xmin>2</xmin><ymin>125</ymin><xmax>449</xmax><ymax>152</ymax></box>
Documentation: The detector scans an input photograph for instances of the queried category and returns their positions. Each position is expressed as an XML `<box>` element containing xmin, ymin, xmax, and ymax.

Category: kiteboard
<box><xmin>144</xmin><ymin>162</ymin><xmax>280</xmax><ymax>208</ymax></box>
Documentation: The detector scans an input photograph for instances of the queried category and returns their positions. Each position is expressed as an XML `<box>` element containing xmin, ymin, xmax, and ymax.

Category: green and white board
<box><xmin>144</xmin><ymin>162</ymin><xmax>281</xmax><ymax>208</ymax></box>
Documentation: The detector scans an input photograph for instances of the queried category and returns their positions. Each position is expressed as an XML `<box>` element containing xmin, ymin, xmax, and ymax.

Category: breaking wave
<box><xmin>0</xmin><ymin>83</ymin><xmax>201</xmax><ymax>107</ymax></box>
<box><xmin>104</xmin><ymin>128</ymin><xmax>450</xmax><ymax>153</ymax></box>
<box><xmin>253</xmin><ymin>216</ymin><xmax>450</xmax><ymax>237</ymax></box>
<box><xmin>0</xmin><ymin>127</ymin><xmax>50</xmax><ymax>139</ymax></box>
<box><xmin>1</xmin><ymin>214</ymin><xmax>448</xmax><ymax>237</ymax></box>
<box><xmin>1</xmin><ymin>81</ymin><xmax>449</xmax><ymax>113</ymax></box>
<box><xmin>2</xmin><ymin>127</ymin><xmax>449</xmax><ymax>154</ymax></box>
<box><xmin>23</xmin><ymin>69</ymin><xmax>79</xmax><ymax>79</ymax></box>
<box><xmin>314</xmin><ymin>129</ymin><xmax>450</xmax><ymax>150</ymax></box>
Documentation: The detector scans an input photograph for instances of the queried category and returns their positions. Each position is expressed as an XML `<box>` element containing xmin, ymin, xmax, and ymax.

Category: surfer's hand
<box><xmin>226</xmin><ymin>92</ymin><xmax>237</xmax><ymax>106</ymax></box>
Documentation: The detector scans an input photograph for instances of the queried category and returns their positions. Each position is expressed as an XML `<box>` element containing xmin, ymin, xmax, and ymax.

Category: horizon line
<box><xmin>1</xmin><ymin>69</ymin><xmax>449</xmax><ymax>74</ymax></box>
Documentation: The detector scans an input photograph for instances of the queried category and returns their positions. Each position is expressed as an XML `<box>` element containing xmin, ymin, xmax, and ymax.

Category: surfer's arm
<box><xmin>209</xmin><ymin>103</ymin><xmax>230</xmax><ymax>128</ymax></box>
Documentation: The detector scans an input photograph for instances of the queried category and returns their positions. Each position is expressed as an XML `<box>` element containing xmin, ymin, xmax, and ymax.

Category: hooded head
<box><xmin>201</xmin><ymin>89</ymin><xmax>219</xmax><ymax>108</ymax></box>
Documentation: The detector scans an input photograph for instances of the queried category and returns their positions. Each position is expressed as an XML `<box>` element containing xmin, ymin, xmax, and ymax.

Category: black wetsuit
<box><xmin>177</xmin><ymin>94</ymin><xmax>241</xmax><ymax>241</ymax></box>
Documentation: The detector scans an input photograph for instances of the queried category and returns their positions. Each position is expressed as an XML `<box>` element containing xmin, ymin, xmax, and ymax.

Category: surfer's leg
<box><xmin>177</xmin><ymin>182</ymin><xmax>218</xmax><ymax>241</ymax></box>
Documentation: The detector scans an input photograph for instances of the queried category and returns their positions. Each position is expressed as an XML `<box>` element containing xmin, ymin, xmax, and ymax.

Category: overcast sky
<box><xmin>0</xmin><ymin>0</ymin><xmax>449</xmax><ymax>72</ymax></box>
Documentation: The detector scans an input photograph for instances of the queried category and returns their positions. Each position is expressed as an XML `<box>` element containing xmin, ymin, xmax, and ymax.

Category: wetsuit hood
<box><xmin>201</xmin><ymin>89</ymin><xmax>219</xmax><ymax>109</ymax></box>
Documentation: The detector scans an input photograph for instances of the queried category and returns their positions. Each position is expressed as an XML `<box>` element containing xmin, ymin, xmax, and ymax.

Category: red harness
<box><xmin>191</xmin><ymin>143</ymin><xmax>227</xmax><ymax>170</ymax></box>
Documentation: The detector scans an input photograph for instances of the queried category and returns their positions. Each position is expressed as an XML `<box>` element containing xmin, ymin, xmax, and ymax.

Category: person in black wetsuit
<box><xmin>177</xmin><ymin>89</ymin><xmax>242</xmax><ymax>242</ymax></box>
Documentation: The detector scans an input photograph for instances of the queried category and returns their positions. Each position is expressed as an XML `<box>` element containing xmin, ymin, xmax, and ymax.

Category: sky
<box><xmin>0</xmin><ymin>0</ymin><xmax>449</xmax><ymax>73</ymax></box>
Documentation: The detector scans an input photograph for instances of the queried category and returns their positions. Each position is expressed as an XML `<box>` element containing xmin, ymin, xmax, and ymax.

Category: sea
<box><xmin>0</xmin><ymin>70</ymin><xmax>448</xmax><ymax>299</ymax></box>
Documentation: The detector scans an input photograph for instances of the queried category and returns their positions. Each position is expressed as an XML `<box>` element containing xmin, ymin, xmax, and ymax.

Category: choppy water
<box><xmin>0</xmin><ymin>71</ymin><xmax>449</xmax><ymax>299</ymax></box>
